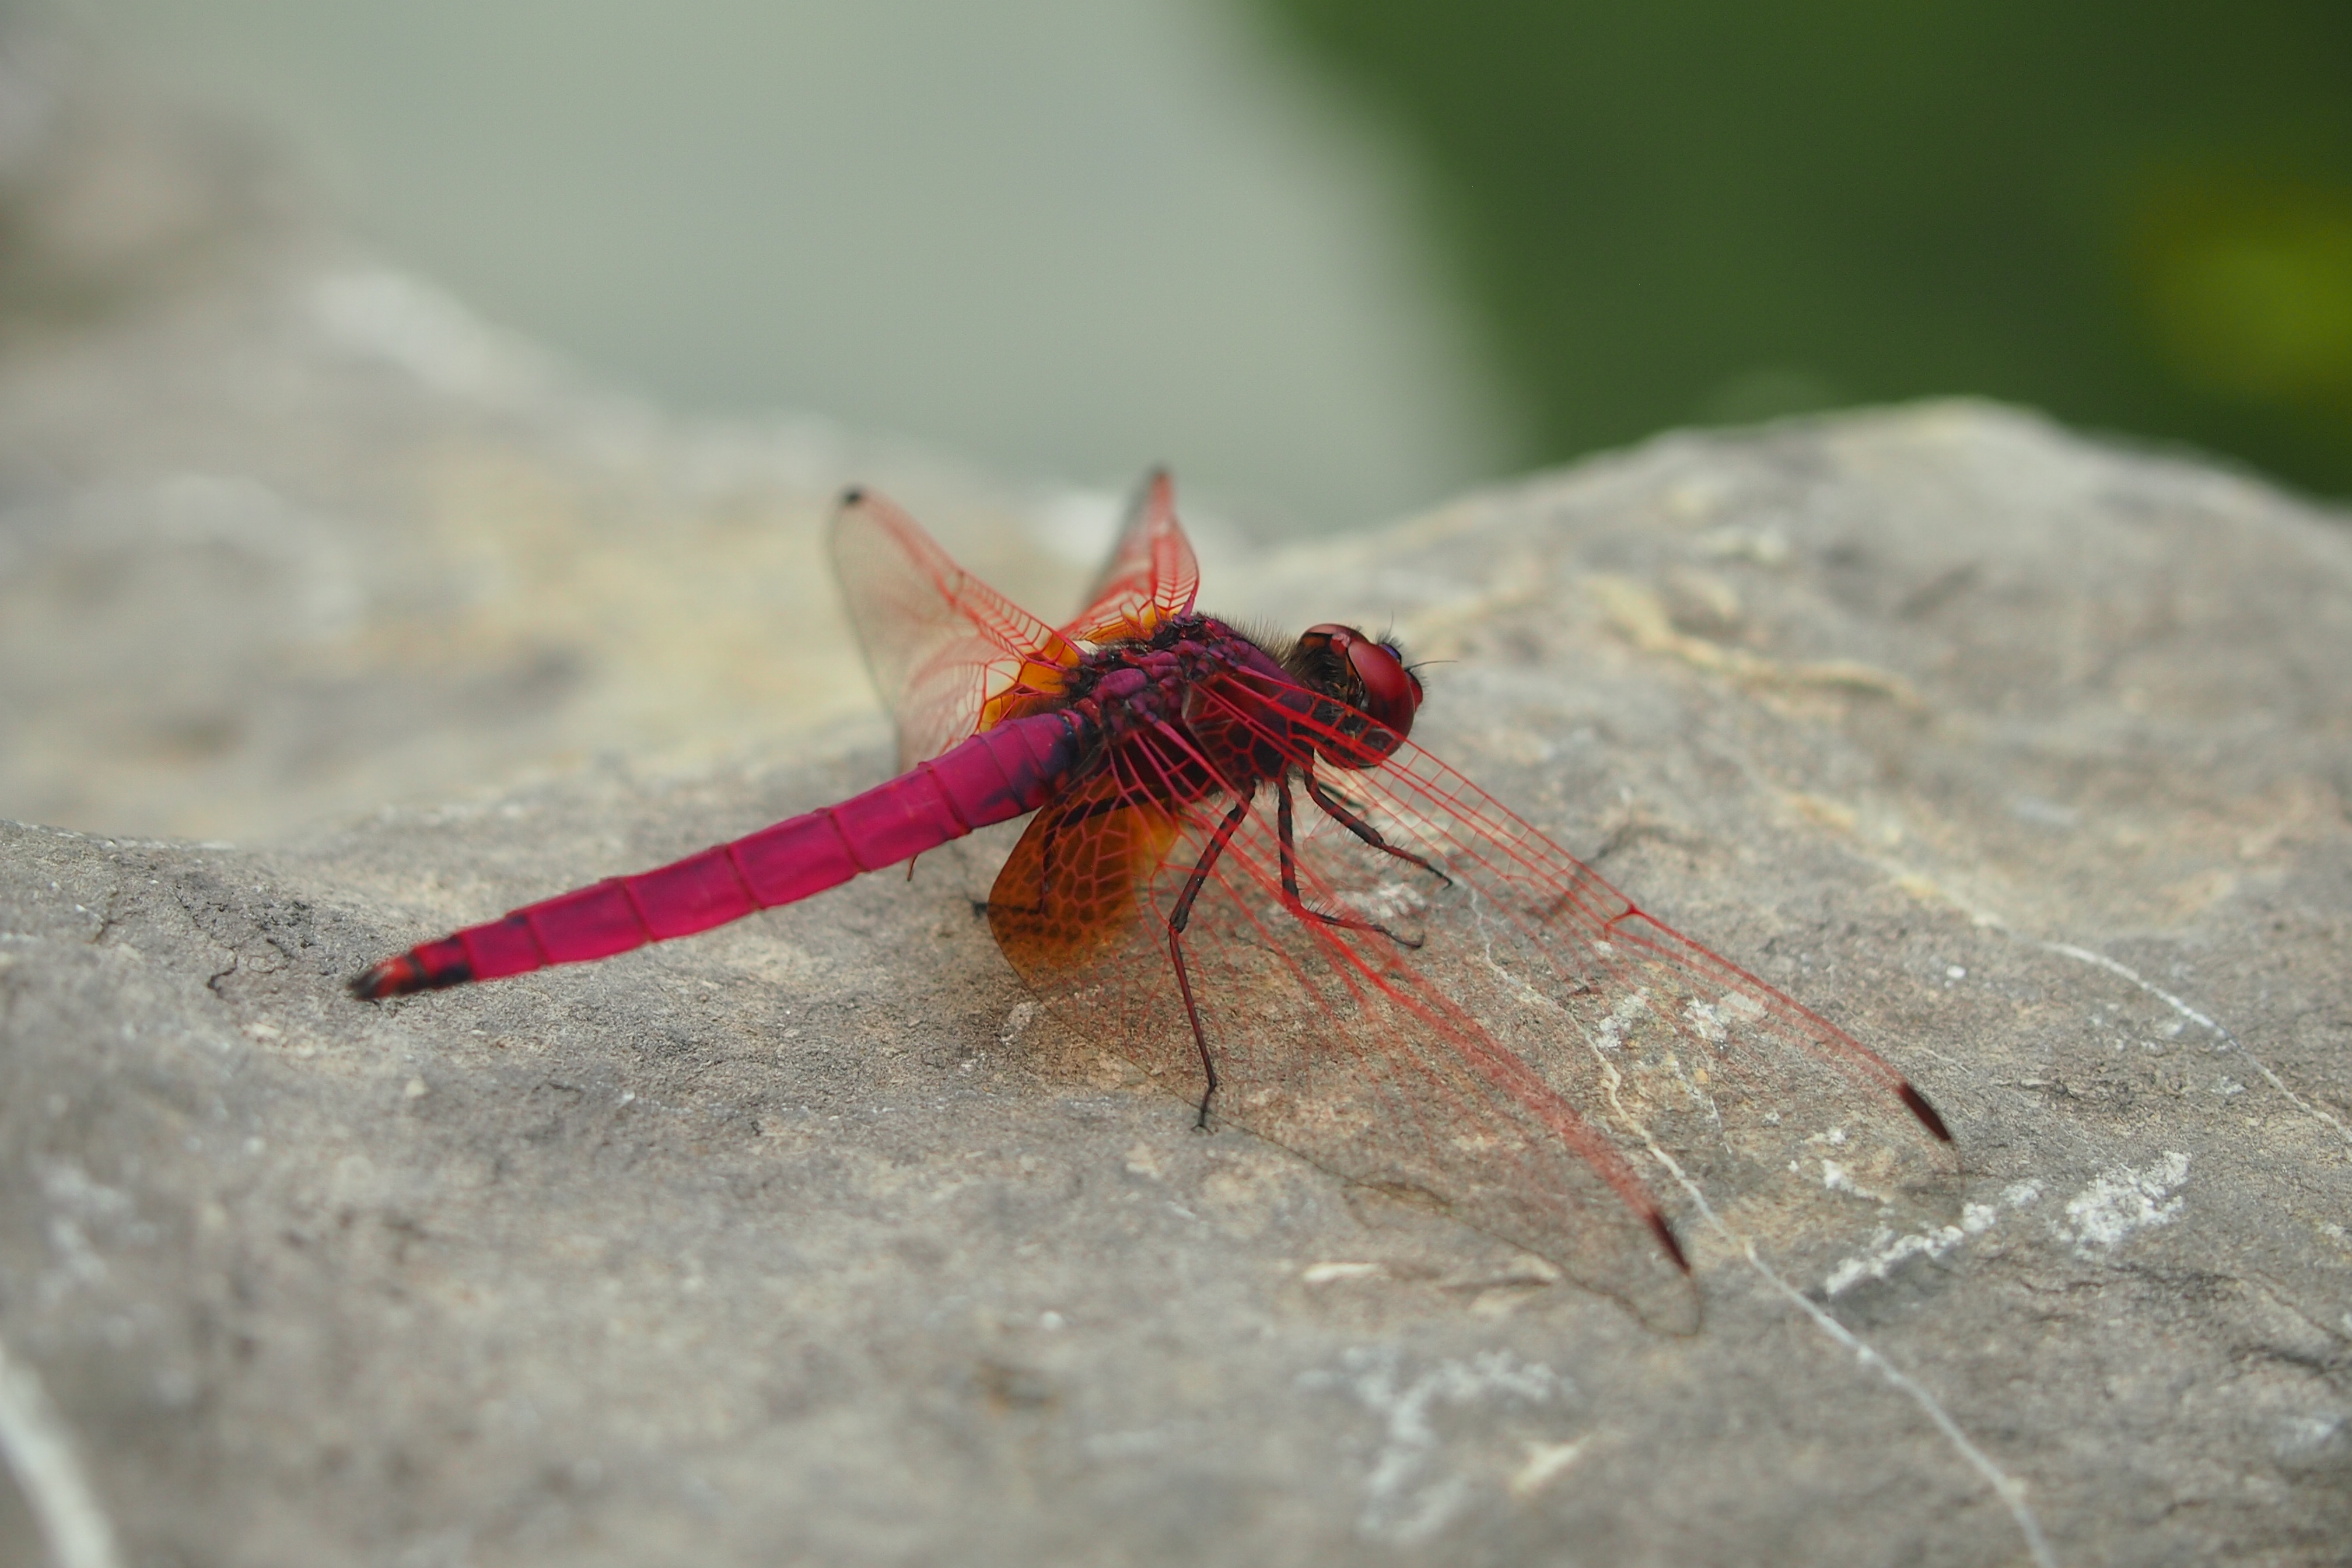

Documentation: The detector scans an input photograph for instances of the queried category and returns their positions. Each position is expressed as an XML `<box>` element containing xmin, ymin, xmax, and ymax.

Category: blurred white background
<box><xmin>58</xmin><ymin>0</ymin><xmax>1513</xmax><ymax>533</ymax></box>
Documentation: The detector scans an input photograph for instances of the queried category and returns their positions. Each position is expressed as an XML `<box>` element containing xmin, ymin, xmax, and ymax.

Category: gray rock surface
<box><xmin>4</xmin><ymin>394</ymin><xmax>2350</xmax><ymax>1566</ymax></box>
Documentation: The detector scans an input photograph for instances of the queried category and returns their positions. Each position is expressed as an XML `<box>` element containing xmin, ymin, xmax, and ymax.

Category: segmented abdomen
<box><xmin>352</xmin><ymin>712</ymin><xmax>1085</xmax><ymax>999</ymax></box>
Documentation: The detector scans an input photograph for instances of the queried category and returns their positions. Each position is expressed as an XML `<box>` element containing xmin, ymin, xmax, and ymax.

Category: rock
<box><xmin>4</xmin><ymin>380</ymin><xmax>2350</xmax><ymax>1564</ymax></box>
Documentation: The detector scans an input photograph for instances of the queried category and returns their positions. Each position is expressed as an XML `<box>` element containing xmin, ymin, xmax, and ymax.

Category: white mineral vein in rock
<box><xmin>2058</xmin><ymin>1152</ymin><xmax>2190</xmax><ymax>1254</ymax></box>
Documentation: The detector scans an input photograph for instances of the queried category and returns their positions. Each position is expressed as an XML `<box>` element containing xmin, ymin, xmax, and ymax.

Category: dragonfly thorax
<box><xmin>1065</xmin><ymin>615</ymin><xmax>1286</xmax><ymax>729</ymax></box>
<box><xmin>1056</xmin><ymin>614</ymin><xmax>1418</xmax><ymax>791</ymax></box>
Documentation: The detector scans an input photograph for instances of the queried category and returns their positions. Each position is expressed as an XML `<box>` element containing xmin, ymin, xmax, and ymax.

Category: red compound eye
<box><xmin>1301</xmin><ymin>623</ymin><xmax>1422</xmax><ymax>738</ymax></box>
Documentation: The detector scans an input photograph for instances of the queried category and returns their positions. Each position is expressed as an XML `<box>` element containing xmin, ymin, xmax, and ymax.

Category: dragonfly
<box><xmin>354</xmin><ymin>473</ymin><xmax>1952</xmax><ymax>1329</ymax></box>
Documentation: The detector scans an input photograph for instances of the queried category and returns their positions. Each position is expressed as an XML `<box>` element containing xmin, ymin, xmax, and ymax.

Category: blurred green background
<box><xmin>1258</xmin><ymin>0</ymin><xmax>2352</xmax><ymax>499</ymax></box>
<box><xmin>50</xmin><ymin>0</ymin><xmax>2352</xmax><ymax>524</ymax></box>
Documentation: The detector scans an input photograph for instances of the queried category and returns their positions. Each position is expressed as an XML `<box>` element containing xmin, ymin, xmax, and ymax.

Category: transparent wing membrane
<box><xmin>830</xmin><ymin>489</ymin><xmax>1083</xmax><ymax>766</ymax></box>
<box><xmin>1062</xmin><ymin>469</ymin><xmax>1200</xmax><ymax>646</ymax></box>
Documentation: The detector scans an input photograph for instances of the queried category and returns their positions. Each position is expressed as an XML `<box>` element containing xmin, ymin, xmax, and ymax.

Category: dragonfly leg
<box><xmin>1273</xmin><ymin>777</ymin><xmax>1423</xmax><ymax>950</ymax></box>
<box><xmin>1300</xmin><ymin>762</ymin><xmax>1452</xmax><ymax>888</ymax></box>
<box><xmin>1166</xmin><ymin>792</ymin><xmax>1253</xmax><ymax>1128</ymax></box>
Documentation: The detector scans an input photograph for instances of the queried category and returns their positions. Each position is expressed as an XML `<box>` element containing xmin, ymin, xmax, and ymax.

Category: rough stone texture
<box><xmin>3</xmin><ymin>396</ymin><xmax>2350</xmax><ymax>1567</ymax></box>
<box><xmin>5</xmin><ymin>26</ymin><xmax>2352</xmax><ymax>1568</ymax></box>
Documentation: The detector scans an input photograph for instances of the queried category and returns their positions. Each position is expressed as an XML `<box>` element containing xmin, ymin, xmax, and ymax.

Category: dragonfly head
<box><xmin>1291</xmin><ymin>624</ymin><xmax>1423</xmax><ymax>762</ymax></box>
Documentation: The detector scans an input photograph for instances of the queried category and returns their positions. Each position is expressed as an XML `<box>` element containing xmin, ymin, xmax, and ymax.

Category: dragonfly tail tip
<box><xmin>348</xmin><ymin>957</ymin><xmax>414</xmax><ymax>1000</ymax></box>
<box><xmin>1649</xmin><ymin>1210</ymin><xmax>1691</xmax><ymax>1274</ymax></box>
<box><xmin>1897</xmin><ymin>1081</ymin><xmax>1953</xmax><ymax>1142</ymax></box>
<box><xmin>349</xmin><ymin>951</ymin><xmax>468</xmax><ymax>1001</ymax></box>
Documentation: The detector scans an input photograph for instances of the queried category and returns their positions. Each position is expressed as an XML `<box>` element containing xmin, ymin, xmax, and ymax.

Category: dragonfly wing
<box><xmin>1195</xmin><ymin>675</ymin><xmax>1962</xmax><ymax>1281</ymax></box>
<box><xmin>1062</xmin><ymin>469</ymin><xmax>1200</xmax><ymax>645</ymax></box>
<box><xmin>831</xmin><ymin>489</ymin><xmax>1084</xmax><ymax>767</ymax></box>
<box><xmin>989</xmin><ymin>722</ymin><xmax>1704</xmax><ymax>1332</ymax></box>
<box><xmin>992</xmin><ymin>676</ymin><xmax>1958</xmax><ymax>1328</ymax></box>
<box><xmin>988</xmin><ymin>767</ymin><xmax>1183</xmax><ymax>982</ymax></box>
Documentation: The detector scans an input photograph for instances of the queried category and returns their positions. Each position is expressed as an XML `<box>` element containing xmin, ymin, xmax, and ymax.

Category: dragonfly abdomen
<box><xmin>352</xmin><ymin>711</ymin><xmax>1087</xmax><ymax>999</ymax></box>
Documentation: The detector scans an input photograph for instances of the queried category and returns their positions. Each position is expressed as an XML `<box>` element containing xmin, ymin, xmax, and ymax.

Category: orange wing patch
<box><xmin>975</xmin><ymin>657</ymin><xmax>1084</xmax><ymax>734</ymax></box>
<box><xmin>987</xmin><ymin>772</ymin><xmax>1182</xmax><ymax>983</ymax></box>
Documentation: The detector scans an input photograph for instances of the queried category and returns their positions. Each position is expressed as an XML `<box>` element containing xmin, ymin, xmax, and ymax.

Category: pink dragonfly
<box><xmin>355</xmin><ymin>473</ymin><xmax>1951</xmax><ymax>1328</ymax></box>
